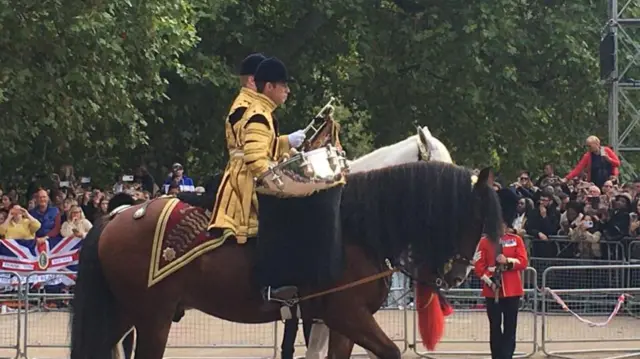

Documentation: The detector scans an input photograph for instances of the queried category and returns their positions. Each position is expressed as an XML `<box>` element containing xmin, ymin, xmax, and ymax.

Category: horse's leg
<box><xmin>326</xmin><ymin>330</ymin><xmax>353</xmax><ymax>359</ymax></box>
<box><xmin>133</xmin><ymin>319</ymin><xmax>172</xmax><ymax>359</ymax></box>
<box><xmin>324</xmin><ymin>308</ymin><xmax>400</xmax><ymax>359</ymax></box>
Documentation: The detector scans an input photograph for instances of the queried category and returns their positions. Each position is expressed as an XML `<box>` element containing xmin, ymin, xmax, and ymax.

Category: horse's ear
<box><xmin>417</xmin><ymin>126</ymin><xmax>429</xmax><ymax>147</ymax></box>
<box><xmin>474</xmin><ymin>166</ymin><xmax>494</xmax><ymax>189</ymax></box>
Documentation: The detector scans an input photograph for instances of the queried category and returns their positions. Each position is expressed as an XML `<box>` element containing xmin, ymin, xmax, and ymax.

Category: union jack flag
<box><xmin>0</xmin><ymin>237</ymin><xmax>81</xmax><ymax>291</ymax></box>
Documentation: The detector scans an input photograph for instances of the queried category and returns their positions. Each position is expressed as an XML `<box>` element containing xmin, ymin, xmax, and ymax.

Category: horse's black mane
<box><xmin>340</xmin><ymin>161</ymin><xmax>501</xmax><ymax>272</ymax></box>
<box><xmin>106</xmin><ymin>163</ymin><xmax>501</xmax><ymax>276</ymax></box>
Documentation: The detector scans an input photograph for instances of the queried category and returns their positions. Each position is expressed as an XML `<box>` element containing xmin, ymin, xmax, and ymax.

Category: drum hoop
<box><xmin>256</xmin><ymin>144</ymin><xmax>345</xmax><ymax>182</ymax></box>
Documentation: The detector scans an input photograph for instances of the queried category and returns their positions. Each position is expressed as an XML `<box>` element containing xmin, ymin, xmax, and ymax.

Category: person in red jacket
<box><xmin>475</xmin><ymin>188</ymin><xmax>529</xmax><ymax>359</ymax></box>
<box><xmin>564</xmin><ymin>135</ymin><xmax>621</xmax><ymax>188</ymax></box>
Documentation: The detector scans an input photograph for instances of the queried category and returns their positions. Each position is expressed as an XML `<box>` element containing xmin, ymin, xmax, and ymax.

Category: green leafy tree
<box><xmin>0</xmin><ymin>0</ymin><xmax>202</xmax><ymax>186</ymax></box>
<box><xmin>0</xmin><ymin>0</ymin><xmax>621</xmax><ymax>190</ymax></box>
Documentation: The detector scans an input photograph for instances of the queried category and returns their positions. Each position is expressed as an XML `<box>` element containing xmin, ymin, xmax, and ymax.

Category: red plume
<box><xmin>416</xmin><ymin>284</ymin><xmax>451</xmax><ymax>351</ymax></box>
<box><xmin>441</xmin><ymin>298</ymin><xmax>454</xmax><ymax>317</ymax></box>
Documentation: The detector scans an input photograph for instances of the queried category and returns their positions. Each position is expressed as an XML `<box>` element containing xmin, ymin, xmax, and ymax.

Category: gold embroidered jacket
<box><xmin>208</xmin><ymin>92</ymin><xmax>290</xmax><ymax>242</ymax></box>
<box><xmin>224</xmin><ymin>87</ymin><xmax>259</xmax><ymax>153</ymax></box>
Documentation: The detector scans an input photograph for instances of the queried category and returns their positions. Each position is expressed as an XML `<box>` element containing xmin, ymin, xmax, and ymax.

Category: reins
<box><xmin>298</xmin><ymin>265</ymin><xmax>399</xmax><ymax>302</ymax></box>
<box><xmin>295</xmin><ymin>254</ymin><xmax>466</xmax><ymax>303</ymax></box>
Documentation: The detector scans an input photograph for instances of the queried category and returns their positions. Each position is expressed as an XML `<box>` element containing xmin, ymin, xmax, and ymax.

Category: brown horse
<box><xmin>70</xmin><ymin>161</ymin><xmax>503</xmax><ymax>359</ymax></box>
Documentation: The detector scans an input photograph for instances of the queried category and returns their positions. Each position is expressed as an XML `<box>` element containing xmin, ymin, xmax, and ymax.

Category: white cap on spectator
<box><xmin>172</xmin><ymin>163</ymin><xmax>183</xmax><ymax>170</ymax></box>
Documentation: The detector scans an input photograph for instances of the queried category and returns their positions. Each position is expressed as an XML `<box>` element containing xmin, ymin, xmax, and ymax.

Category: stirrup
<box><xmin>266</xmin><ymin>286</ymin><xmax>299</xmax><ymax>307</ymax></box>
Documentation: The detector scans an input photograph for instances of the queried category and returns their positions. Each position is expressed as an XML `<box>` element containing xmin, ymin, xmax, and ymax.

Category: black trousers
<box><xmin>281</xmin><ymin>318</ymin><xmax>313</xmax><ymax>359</ymax></box>
<box><xmin>486</xmin><ymin>296</ymin><xmax>520</xmax><ymax>359</ymax></box>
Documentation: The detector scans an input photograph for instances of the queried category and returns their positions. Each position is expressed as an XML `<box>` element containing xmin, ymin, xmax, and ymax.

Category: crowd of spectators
<box><xmin>0</xmin><ymin>135</ymin><xmax>639</xmax><ymax>265</ymax></box>
<box><xmin>494</xmin><ymin>136</ymin><xmax>640</xmax><ymax>262</ymax></box>
<box><xmin>0</xmin><ymin>162</ymin><xmax>203</xmax><ymax>239</ymax></box>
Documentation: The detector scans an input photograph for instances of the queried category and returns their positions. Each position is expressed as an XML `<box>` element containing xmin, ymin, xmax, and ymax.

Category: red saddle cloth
<box><xmin>148</xmin><ymin>198</ymin><xmax>227</xmax><ymax>287</ymax></box>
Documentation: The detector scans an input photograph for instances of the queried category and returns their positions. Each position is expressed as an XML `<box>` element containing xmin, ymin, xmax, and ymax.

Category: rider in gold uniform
<box><xmin>207</xmin><ymin>58</ymin><xmax>306</xmax><ymax>293</ymax></box>
<box><xmin>223</xmin><ymin>53</ymin><xmax>266</xmax><ymax>156</ymax></box>
<box><xmin>207</xmin><ymin>53</ymin><xmax>265</xmax><ymax>240</ymax></box>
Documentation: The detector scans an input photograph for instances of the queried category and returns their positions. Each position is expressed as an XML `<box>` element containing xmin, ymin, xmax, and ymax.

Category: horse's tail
<box><xmin>70</xmin><ymin>221</ymin><xmax>119</xmax><ymax>359</ymax></box>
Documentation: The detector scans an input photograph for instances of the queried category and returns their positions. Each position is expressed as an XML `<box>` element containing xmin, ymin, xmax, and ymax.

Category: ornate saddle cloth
<box><xmin>148</xmin><ymin>198</ymin><xmax>229</xmax><ymax>287</ymax></box>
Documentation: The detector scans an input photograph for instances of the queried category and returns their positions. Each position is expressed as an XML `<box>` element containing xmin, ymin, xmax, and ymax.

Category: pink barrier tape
<box><xmin>543</xmin><ymin>287</ymin><xmax>632</xmax><ymax>327</ymax></box>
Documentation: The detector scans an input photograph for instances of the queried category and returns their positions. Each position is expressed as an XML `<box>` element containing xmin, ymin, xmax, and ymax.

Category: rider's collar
<box><xmin>253</xmin><ymin>92</ymin><xmax>278</xmax><ymax>113</ymax></box>
<box><xmin>240</xmin><ymin>87</ymin><xmax>259</xmax><ymax>98</ymax></box>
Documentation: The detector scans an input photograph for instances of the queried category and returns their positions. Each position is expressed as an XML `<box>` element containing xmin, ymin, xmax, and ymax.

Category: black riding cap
<box><xmin>239</xmin><ymin>53</ymin><xmax>266</xmax><ymax>75</ymax></box>
<box><xmin>254</xmin><ymin>57</ymin><xmax>295</xmax><ymax>83</ymax></box>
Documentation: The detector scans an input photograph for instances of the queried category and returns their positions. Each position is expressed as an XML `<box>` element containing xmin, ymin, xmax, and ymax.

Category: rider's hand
<box><xmin>288</xmin><ymin>129</ymin><xmax>306</xmax><ymax>148</ymax></box>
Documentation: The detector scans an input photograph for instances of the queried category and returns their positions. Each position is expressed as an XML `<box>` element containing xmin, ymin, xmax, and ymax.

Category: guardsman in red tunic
<box><xmin>474</xmin><ymin>189</ymin><xmax>529</xmax><ymax>359</ymax></box>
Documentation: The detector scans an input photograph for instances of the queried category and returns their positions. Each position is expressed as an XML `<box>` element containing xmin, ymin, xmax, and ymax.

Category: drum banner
<box><xmin>254</xmin><ymin>185</ymin><xmax>345</xmax><ymax>289</ymax></box>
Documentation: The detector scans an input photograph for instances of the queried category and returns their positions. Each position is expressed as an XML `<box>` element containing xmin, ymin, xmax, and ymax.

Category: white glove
<box><xmin>288</xmin><ymin>129</ymin><xmax>306</xmax><ymax>147</ymax></box>
<box><xmin>472</xmin><ymin>250</ymin><xmax>481</xmax><ymax>264</ymax></box>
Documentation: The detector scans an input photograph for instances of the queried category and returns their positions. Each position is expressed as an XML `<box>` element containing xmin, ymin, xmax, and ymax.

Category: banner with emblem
<box><xmin>0</xmin><ymin>237</ymin><xmax>81</xmax><ymax>291</ymax></box>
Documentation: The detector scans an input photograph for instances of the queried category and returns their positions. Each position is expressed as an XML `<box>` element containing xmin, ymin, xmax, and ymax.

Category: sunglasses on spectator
<box><xmin>520</xmin><ymin>177</ymin><xmax>529</xmax><ymax>181</ymax></box>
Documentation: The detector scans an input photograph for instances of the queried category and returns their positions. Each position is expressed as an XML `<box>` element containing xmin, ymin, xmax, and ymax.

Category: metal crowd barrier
<box><xmin>23</xmin><ymin>272</ymin><xmax>76</xmax><ymax>359</ymax></box>
<box><xmin>0</xmin><ymin>263</ymin><xmax>638</xmax><ymax>358</ymax></box>
<box><xmin>625</xmin><ymin>241</ymin><xmax>640</xmax><ymax>321</ymax></box>
<box><xmin>0</xmin><ymin>271</ymin><xmax>21</xmax><ymax>359</ymax></box>
<box><xmin>541</xmin><ymin>264</ymin><xmax>640</xmax><ymax>359</ymax></box>
<box><xmin>527</xmin><ymin>237</ymin><xmax>627</xmax><ymax>261</ymax></box>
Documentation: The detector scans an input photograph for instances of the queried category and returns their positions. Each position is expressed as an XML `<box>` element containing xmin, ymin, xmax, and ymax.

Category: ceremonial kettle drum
<box><xmin>255</xmin><ymin>145</ymin><xmax>349</xmax><ymax>197</ymax></box>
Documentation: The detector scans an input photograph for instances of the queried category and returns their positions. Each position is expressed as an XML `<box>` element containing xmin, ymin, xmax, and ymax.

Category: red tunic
<box><xmin>474</xmin><ymin>233</ymin><xmax>528</xmax><ymax>298</ymax></box>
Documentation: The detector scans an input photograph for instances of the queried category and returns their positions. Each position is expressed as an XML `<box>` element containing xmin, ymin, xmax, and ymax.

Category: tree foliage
<box><xmin>0</xmin><ymin>0</ymin><xmax>622</xmax><ymax>188</ymax></box>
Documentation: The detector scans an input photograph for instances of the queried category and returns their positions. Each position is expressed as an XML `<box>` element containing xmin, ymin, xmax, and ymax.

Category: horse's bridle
<box><xmin>436</xmin><ymin>254</ymin><xmax>473</xmax><ymax>288</ymax></box>
<box><xmin>394</xmin><ymin>253</ymin><xmax>472</xmax><ymax>290</ymax></box>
